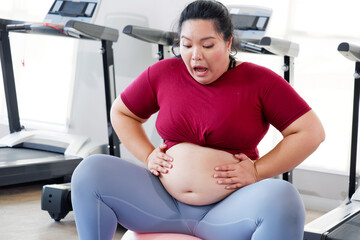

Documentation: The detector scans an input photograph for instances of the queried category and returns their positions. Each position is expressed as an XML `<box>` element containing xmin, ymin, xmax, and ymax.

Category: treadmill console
<box><xmin>227</xmin><ymin>5</ymin><xmax>272</xmax><ymax>44</ymax></box>
<box><xmin>44</xmin><ymin>0</ymin><xmax>100</xmax><ymax>24</ymax></box>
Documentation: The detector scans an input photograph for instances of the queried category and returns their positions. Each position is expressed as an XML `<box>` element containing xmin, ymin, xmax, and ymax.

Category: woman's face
<box><xmin>180</xmin><ymin>19</ymin><xmax>232</xmax><ymax>85</ymax></box>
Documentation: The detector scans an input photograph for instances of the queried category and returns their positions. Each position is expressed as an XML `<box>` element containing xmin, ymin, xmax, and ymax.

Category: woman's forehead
<box><xmin>180</xmin><ymin>19</ymin><xmax>222</xmax><ymax>39</ymax></box>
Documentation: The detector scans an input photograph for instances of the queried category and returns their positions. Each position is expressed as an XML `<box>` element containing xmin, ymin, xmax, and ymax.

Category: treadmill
<box><xmin>0</xmin><ymin>0</ymin><xmax>120</xmax><ymax>187</ymax></box>
<box><xmin>304</xmin><ymin>42</ymin><xmax>360</xmax><ymax>240</ymax></box>
<box><xmin>123</xmin><ymin>5</ymin><xmax>299</xmax><ymax>182</ymax></box>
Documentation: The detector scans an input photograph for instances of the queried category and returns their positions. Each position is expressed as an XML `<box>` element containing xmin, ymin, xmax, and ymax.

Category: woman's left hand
<box><xmin>214</xmin><ymin>153</ymin><xmax>259</xmax><ymax>190</ymax></box>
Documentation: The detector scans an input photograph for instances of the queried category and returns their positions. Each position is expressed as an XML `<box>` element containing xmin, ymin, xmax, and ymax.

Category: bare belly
<box><xmin>160</xmin><ymin>142</ymin><xmax>239</xmax><ymax>205</ymax></box>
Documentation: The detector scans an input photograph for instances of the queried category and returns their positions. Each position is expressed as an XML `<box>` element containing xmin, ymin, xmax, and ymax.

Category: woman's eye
<box><xmin>182</xmin><ymin>44</ymin><xmax>191</xmax><ymax>48</ymax></box>
<box><xmin>204</xmin><ymin>44</ymin><xmax>214</xmax><ymax>49</ymax></box>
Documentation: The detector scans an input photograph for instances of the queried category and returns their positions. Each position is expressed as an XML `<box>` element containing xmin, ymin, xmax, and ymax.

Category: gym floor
<box><xmin>0</xmin><ymin>180</ymin><xmax>325</xmax><ymax>240</ymax></box>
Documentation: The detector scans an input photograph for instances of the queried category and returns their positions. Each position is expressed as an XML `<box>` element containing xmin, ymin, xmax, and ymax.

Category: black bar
<box><xmin>284</xmin><ymin>56</ymin><xmax>290</xmax><ymax>83</ymax></box>
<box><xmin>0</xmin><ymin>28</ymin><xmax>22</xmax><ymax>133</ymax></box>
<box><xmin>282</xmin><ymin>55</ymin><xmax>293</xmax><ymax>183</ymax></box>
<box><xmin>158</xmin><ymin>44</ymin><xmax>164</xmax><ymax>60</ymax></box>
<box><xmin>349</xmin><ymin>61</ymin><xmax>360</xmax><ymax>199</ymax></box>
<box><xmin>232</xmin><ymin>39</ymin><xmax>273</xmax><ymax>55</ymax></box>
<box><xmin>101</xmin><ymin>40</ymin><xmax>120</xmax><ymax>157</ymax></box>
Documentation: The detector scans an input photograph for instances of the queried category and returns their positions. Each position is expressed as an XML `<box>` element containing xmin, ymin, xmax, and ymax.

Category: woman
<box><xmin>71</xmin><ymin>1</ymin><xmax>325</xmax><ymax>239</ymax></box>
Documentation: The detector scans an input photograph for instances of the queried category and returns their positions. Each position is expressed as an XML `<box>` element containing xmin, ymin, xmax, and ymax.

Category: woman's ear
<box><xmin>227</xmin><ymin>34</ymin><xmax>234</xmax><ymax>52</ymax></box>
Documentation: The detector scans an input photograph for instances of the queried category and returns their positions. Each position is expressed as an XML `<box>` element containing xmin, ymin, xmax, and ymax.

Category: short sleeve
<box><xmin>261</xmin><ymin>70</ymin><xmax>311</xmax><ymax>132</ymax></box>
<box><xmin>121</xmin><ymin>67</ymin><xmax>159</xmax><ymax>119</ymax></box>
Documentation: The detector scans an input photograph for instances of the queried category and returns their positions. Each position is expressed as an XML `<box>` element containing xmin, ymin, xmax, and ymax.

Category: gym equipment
<box><xmin>24</xmin><ymin>1</ymin><xmax>120</xmax><ymax>221</ymax></box>
<box><xmin>303</xmin><ymin>42</ymin><xmax>360</xmax><ymax>240</ymax></box>
<box><xmin>0</xmin><ymin>0</ymin><xmax>119</xmax><ymax>187</ymax></box>
<box><xmin>228</xmin><ymin>5</ymin><xmax>271</xmax><ymax>44</ymax></box>
<box><xmin>0</xmin><ymin>1</ymin><xmax>119</xmax><ymax>189</ymax></box>
<box><xmin>41</xmin><ymin>183</ymin><xmax>72</xmax><ymax>221</ymax></box>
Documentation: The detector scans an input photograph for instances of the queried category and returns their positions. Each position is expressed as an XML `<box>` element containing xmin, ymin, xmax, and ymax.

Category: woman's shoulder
<box><xmin>237</xmin><ymin>62</ymin><xmax>278</xmax><ymax>75</ymax></box>
<box><xmin>149</xmin><ymin>57</ymin><xmax>185</xmax><ymax>72</ymax></box>
<box><xmin>146</xmin><ymin>57</ymin><xmax>187</xmax><ymax>88</ymax></box>
<box><xmin>236</xmin><ymin>62</ymin><xmax>285</xmax><ymax>83</ymax></box>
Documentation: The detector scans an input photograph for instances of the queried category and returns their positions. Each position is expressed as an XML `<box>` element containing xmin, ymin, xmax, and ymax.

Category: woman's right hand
<box><xmin>146</xmin><ymin>143</ymin><xmax>173</xmax><ymax>176</ymax></box>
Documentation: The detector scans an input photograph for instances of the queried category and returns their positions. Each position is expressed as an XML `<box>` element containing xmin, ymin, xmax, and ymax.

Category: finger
<box><xmin>150</xmin><ymin>169</ymin><xmax>160</xmax><ymax>176</ymax></box>
<box><xmin>234</xmin><ymin>153</ymin><xmax>249</xmax><ymax>161</ymax></box>
<box><xmin>214</xmin><ymin>164</ymin><xmax>236</xmax><ymax>171</ymax></box>
<box><xmin>157</xmin><ymin>152</ymin><xmax>173</xmax><ymax>162</ymax></box>
<box><xmin>216</xmin><ymin>177</ymin><xmax>237</xmax><ymax>185</ymax></box>
<box><xmin>213</xmin><ymin>171</ymin><xmax>236</xmax><ymax>178</ymax></box>
<box><xmin>152</xmin><ymin>164</ymin><xmax>169</xmax><ymax>174</ymax></box>
<box><xmin>159</xmin><ymin>143</ymin><xmax>168</xmax><ymax>150</ymax></box>
<box><xmin>216</xmin><ymin>179</ymin><xmax>245</xmax><ymax>190</ymax></box>
<box><xmin>149</xmin><ymin>159</ymin><xmax>171</xmax><ymax>171</ymax></box>
<box><xmin>148</xmin><ymin>158</ymin><xmax>171</xmax><ymax>172</ymax></box>
<box><xmin>160</xmin><ymin>160</ymin><xmax>173</xmax><ymax>169</ymax></box>
<box><xmin>224</xmin><ymin>183</ymin><xmax>243</xmax><ymax>190</ymax></box>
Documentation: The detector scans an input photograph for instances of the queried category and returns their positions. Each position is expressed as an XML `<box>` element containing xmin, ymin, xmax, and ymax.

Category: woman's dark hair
<box><xmin>172</xmin><ymin>0</ymin><xmax>236</xmax><ymax>57</ymax></box>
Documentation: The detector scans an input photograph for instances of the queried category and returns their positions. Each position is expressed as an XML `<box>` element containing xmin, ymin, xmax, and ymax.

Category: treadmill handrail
<box><xmin>123</xmin><ymin>25</ymin><xmax>177</xmax><ymax>46</ymax></box>
<box><xmin>259</xmin><ymin>36</ymin><xmax>299</xmax><ymax>58</ymax></box>
<box><xmin>122</xmin><ymin>25</ymin><xmax>300</xmax><ymax>58</ymax></box>
<box><xmin>4</xmin><ymin>19</ymin><xmax>119</xmax><ymax>42</ymax></box>
<box><xmin>65</xmin><ymin>20</ymin><xmax>119</xmax><ymax>42</ymax></box>
<box><xmin>338</xmin><ymin>42</ymin><xmax>360</xmax><ymax>62</ymax></box>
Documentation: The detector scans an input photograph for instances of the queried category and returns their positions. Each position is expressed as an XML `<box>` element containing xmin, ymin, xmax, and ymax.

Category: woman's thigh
<box><xmin>194</xmin><ymin>179</ymin><xmax>305</xmax><ymax>240</ymax></box>
<box><xmin>71</xmin><ymin>154</ymin><xmax>191</xmax><ymax>234</ymax></box>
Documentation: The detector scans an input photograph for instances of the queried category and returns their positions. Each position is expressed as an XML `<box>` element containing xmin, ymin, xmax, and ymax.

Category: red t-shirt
<box><xmin>121</xmin><ymin>57</ymin><xmax>311</xmax><ymax>159</ymax></box>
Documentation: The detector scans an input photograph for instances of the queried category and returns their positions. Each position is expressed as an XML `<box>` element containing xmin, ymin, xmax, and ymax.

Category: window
<box><xmin>0</xmin><ymin>0</ymin><xmax>76</xmax><ymax>131</ymax></box>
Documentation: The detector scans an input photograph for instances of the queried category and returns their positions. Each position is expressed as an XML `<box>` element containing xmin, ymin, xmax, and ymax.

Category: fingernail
<box><xmin>218</xmin><ymin>180</ymin><xmax>223</xmax><ymax>184</ymax></box>
<box><xmin>214</xmin><ymin>174</ymin><xmax>219</xmax><ymax>178</ymax></box>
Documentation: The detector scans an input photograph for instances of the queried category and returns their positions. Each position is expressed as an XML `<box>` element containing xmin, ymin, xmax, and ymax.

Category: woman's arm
<box><xmin>255</xmin><ymin>109</ymin><xmax>325</xmax><ymax>180</ymax></box>
<box><xmin>110</xmin><ymin>96</ymin><xmax>173</xmax><ymax>175</ymax></box>
<box><xmin>214</xmin><ymin>110</ymin><xmax>325</xmax><ymax>189</ymax></box>
<box><xmin>110</xmin><ymin>96</ymin><xmax>153</xmax><ymax>163</ymax></box>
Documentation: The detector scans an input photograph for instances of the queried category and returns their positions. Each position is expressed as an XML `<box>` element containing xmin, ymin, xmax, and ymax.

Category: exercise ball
<box><xmin>121</xmin><ymin>230</ymin><xmax>202</xmax><ymax>240</ymax></box>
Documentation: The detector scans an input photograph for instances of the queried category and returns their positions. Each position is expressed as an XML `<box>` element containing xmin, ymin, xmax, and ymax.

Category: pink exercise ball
<box><xmin>121</xmin><ymin>230</ymin><xmax>202</xmax><ymax>240</ymax></box>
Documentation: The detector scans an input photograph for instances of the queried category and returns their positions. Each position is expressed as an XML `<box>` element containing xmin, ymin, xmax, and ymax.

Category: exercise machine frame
<box><xmin>304</xmin><ymin>42</ymin><xmax>360</xmax><ymax>240</ymax></box>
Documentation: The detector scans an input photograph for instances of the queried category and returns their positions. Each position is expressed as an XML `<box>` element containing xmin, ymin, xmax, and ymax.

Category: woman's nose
<box><xmin>191</xmin><ymin>47</ymin><xmax>202</xmax><ymax>61</ymax></box>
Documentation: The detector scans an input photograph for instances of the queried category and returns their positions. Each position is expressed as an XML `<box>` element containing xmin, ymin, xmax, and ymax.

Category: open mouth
<box><xmin>193</xmin><ymin>66</ymin><xmax>208</xmax><ymax>73</ymax></box>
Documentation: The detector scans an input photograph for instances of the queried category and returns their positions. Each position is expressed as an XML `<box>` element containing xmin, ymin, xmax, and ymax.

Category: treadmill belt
<box><xmin>327</xmin><ymin>211</ymin><xmax>360</xmax><ymax>240</ymax></box>
<box><xmin>0</xmin><ymin>147</ymin><xmax>64</xmax><ymax>164</ymax></box>
<box><xmin>0</xmin><ymin>147</ymin><xmax>82</xmax><ymax>186</ymax></box>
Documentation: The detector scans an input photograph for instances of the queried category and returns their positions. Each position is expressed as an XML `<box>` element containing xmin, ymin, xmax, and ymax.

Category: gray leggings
<box><xmin>71</xmin><ymin>154</ymin><xmax>305</xmax><ymax>240</ymax></box>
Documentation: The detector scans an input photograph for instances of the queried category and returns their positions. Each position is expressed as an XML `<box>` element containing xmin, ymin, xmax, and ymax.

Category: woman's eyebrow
<box><xmin>180</xmin><ymin>36</ymin><xmax>217</xmax><ymax>41</ymax></box>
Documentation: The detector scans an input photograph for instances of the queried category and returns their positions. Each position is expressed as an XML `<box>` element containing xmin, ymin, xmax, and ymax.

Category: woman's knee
<box><xmin>71</xmin><ymin>154</ymin><xmax>119</xmax><ymax>190</ymax></box>
<box><xmin>72</xmin><ymin>154</ymin><xmax>104</xmax><ymax>178</ymax></box>
<box><xmin>257</xmin><ymin>179</ymin><xmax>305</xmax><ymax>223</ymax></box>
